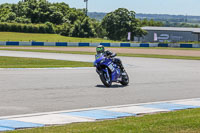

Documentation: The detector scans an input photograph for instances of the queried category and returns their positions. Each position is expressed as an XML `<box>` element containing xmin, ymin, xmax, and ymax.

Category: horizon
<box><xmin>0</xmin><ymin>0</ymin><xmax>200</xmax><ymax>16</ymax></box>
<box><xmin>88</xmin><ymin>12</ymin><xmax>200</xmax><ymax>17</ymax></box>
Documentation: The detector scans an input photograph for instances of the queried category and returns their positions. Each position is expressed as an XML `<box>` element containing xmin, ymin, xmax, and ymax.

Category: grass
<box><xmin>1</xmin><ymin>48</ymin><xmax>200</xmax><ymax>60</ymax></box>
<box><xmin>5</xmin><ymin>108</ymin><xmax>200</xmax><ymax>133</ymax></box>
<box><xmin>0</xmin><ymin>32</ymin><xmax>120</xmax><ymax>43</ymax></box>
<box><xmin>0</xmin><ymin>56</ymin><xmax>92</xmax><ymax>68</ymax></box>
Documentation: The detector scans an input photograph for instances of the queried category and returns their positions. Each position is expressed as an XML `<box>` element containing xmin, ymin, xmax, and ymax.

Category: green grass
<box><xmin>6</xmin><ymin>108</ymin><xmax>200</xmax><ymax>133</ymax></box>
<box><xmin>0</xmin><ymin>32</ymin><xmax>119</xmax><ymax>43</ymax></box>
<box><xmin>0</xmin><ymin>56</ymin><xmax>92</xmax><ymax>68</ymax></box>
<box><xmin>1</xmin><ymin>48</ymin><xmax>200</xmax><ymax>60</ymax></box>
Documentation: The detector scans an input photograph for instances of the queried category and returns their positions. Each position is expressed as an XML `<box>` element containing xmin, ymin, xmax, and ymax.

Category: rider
<box><xmin>96</xmin><ymin>45</ymin><xmax>125</xmax><ymax>72</ymax></box>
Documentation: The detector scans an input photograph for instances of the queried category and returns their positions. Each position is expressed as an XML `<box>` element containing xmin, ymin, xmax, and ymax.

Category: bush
<box><xmin>32</xmin><ymin>26</ymin><xmax>39</xmax><ymax>33</ymax></box>
<box><xmin>23</xmin><ymin>25</ymin><xmax>28</xmax><ymax>33</ymax></box>
<box><xmin>45</xmin><ymin>22</ymin><xmax>55</xmax><ymax>33</ymax></box>
<box><xmin>39</xmin><ymin>25</ymin><xmax>46</xmax><ymax>33</ymax></box>
<box><xmin>60</xmin><ymin>23</ymin><xmax>71</xmax><ymax>36</ymax></box>
<box><xmin>0</xmin><ymin>23</ymin><xmax>5</xmax><ymax>31</ymax></box>
<box><xmin>4</xmin><ymin>23</ymin><xmax>10</xmax><ymax>31</ymax></box>
<box><xmin>0</xmin><ymin>22</ymin><xmax>56</xmax><ymax>33</ymax></box>
<box><xmin>27</xmin><ymin>25</ymin><xmax>33</xmax><ymax>33</ymax></box>
<box><xmin>18</xmin><ymin>24</ymin><xmax>23</xmax><ymax>32</ymax></box>
<box><xmin>10</xmin><ymin>23</ymin><xmax>18</xmax><ymax>32</ymax></box>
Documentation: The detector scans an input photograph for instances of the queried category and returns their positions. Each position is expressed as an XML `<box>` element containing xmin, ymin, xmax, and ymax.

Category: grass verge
<box><xmin>0</xmin><ymin>32</ymin><xmax>119</xmax><ymax>43</ymax></box>
<box><xmin>6</xmin><ymin>108</ymin><xmax>200</xmax><ymax>133</ymax></box>
<box><xmin>1</xmin><ymin>48</ymin><xmax>200</xmax><ymax>60</ymax></box>
<box><xmin>0</xmin><ymin>56</ymin><xmax>92</xmax><ymax>68</ymax></box>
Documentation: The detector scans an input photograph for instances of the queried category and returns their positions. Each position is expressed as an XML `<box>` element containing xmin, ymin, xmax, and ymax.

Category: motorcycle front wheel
<box><xmin>100</xmin><ymin>71</ymin><xmax>112</xmax><ymax>87</ymax></box>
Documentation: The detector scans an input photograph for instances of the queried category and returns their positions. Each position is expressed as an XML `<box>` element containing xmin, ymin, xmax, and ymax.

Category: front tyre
<box><xmin>120</xmin><ymin>71</ymin><xmax>129</xmax><ymax>86</ymax></box>
<box><xmin>100</xmin><ymin>71</ymin><xmax>112</xmax><ymax>87</ymax></box>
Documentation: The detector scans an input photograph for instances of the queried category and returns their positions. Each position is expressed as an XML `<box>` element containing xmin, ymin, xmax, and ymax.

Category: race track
<box><xmin>0</xmin><ymin>50</ymin><xmax>200</xmax><ymax>117</ymax></box>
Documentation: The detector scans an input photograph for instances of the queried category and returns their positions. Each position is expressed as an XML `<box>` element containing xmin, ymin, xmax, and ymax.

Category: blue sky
<box><xmin>1</xmin><ymin>0</ymin><xmax>200</xmax><ymax>16</ymax></box>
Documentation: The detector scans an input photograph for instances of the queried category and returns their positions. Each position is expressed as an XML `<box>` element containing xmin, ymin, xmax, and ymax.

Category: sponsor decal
<box><xmin>156</xmin><ymin>34</ymin><xmax>183</xmax><ymax>42</ymax></box>
<box><xmin>157</xmin><ymin>34</ymin><xmax>170</xmax><ymax>40</ymax></box>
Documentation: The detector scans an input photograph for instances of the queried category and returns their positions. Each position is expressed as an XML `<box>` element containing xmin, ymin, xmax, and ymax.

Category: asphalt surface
<box><xmin>0</xmin><ymin>50</ymin><xmax>200</xmax><ymax>117</ymax></box>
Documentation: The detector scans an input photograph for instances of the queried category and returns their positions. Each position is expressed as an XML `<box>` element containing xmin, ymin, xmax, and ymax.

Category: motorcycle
<box><xmin>94</xmin><ymin>53</ymin><xmax>129</xmax><ymax>87</ymax></box>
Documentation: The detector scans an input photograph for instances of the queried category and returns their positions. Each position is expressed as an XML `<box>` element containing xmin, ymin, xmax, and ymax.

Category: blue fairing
<box><xmin>95</xmin><ymin>55</ymin><xmax>105</xmax><ymax>64</ymax></box>
<box><xmin>94</xmin><ymin>54</ymin><xmax>121</xmax><ymax>82</ymax></box>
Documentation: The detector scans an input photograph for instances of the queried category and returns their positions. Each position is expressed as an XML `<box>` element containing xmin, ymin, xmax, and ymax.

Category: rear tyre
<box><xmin>120</xmin><ymin>71</ymin><xmax>129</xmax><ymax>86</ymax></box>
<box><xmin>100</xmin><ymin>71</ymin><xmax>112</xmax><ymax>87</ymax></box>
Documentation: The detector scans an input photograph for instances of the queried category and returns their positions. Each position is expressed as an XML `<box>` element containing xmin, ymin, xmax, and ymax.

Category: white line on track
<box><xmin>0</xmin><ymin>67</ymin><xmax>93</xmax><ymax>70</ymax></box>
<box><xmin>1</xmin><ymin>97</ymin><xmax>200</xmax><ymax>120</ymax></box>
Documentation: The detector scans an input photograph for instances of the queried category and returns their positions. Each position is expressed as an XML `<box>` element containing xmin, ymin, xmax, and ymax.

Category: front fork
<box><xmin>96</xmin><ymin>68</ymin><xmax>102</xmax><ymax>75</ymax></box>
<box><xmin>105</xmin><ymin>68</ymin><xmax>110</xmax><ymax>81</ymax></box>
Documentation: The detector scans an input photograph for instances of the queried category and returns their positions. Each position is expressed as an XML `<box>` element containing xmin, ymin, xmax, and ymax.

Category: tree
<box><xmin>140</xmin><ymin>18</ymin><xmax>164</xmax><ymax>27</ymax></box>
<box><xmin>7</xmin><ymin>12</ymin><xmax>16</xmax><ymax>22</ymax></box>
<box><xmin>91</xmin><ymin>19</ymin><xmax>106</xmax><ymax>38</ymax></box>
<box><xmin>80</xmin><ymin>17</ymin><xmax>95</xmax><ymax>37</ymax></box>
<box><xmin>60</xmin><ymin>22</ymin><xmax>71</xmax><ymax>36</ymax></box>
<box><xmin>70</xmin><ymin>17</ymin><xmax>95</xmax><ymax>38</ymax></box>
<box><xmin>0</xmin><ymin>0</ymin><xmax>109</xmax><ymax>37</ymax></box>
<box><xmin>45</xmin><ymin>22</ymin><xmax>54</xmax><ymax>33</ymax></box>
<box><xmin>0</xmin><ymin>6</ymin><xmax>11</xmax><ymax>22</ymax></box>
<box><xmin>15</xmin><ymin>16</ymin><xmax>31</xmax><ymax>23</ymax></box>
<box><xmin>102</xmin><ymin>8</ymin><xmax>145</xmax><ymax>41</ymax></box>
<box><xmin>49</xmin><ymin>11</ymin><xmax>63</xmax><ymax>24</ymax></box>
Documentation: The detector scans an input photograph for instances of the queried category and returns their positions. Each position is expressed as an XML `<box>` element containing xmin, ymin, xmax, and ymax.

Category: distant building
<box><xmin>135</xmin><ymin>27</ymin><xmax>200</xmax><ymax>43</ymax></box>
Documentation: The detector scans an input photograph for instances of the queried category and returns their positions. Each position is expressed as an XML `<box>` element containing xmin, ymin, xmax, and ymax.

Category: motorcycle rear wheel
<box><xmin>120</xmin><ymin>71</ymin><xmax>129</xmax><ymax>86</ymax></box>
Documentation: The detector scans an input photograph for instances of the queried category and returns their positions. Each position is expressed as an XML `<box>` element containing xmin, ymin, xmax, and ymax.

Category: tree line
<box><xmin>0</xmin><ymin>0</ymin><xmax>163</xmax><ymax>41</ymax></box>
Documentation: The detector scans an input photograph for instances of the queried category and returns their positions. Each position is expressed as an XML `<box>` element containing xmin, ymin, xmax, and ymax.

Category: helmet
<box><xmin>96</xmin><ymin>45</ymin><xmax>105</xmax><ymax>54</ymax></box>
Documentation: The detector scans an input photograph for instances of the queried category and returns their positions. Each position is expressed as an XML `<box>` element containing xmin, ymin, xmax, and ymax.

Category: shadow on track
<box><xmin>95</xmin><ymin>84</ymin><xmax>128</xmax><ymax>88</ymax></box>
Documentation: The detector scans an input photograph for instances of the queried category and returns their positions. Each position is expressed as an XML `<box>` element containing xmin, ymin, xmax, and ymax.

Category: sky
<box><xmin>0</xmin><ymin>0</ymin><xmax>200</xmax><ymax>16</ymax></box>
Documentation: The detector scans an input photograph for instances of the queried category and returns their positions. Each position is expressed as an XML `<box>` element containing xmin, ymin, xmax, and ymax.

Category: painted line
<box><xmin>121</xmin><ymin>43</ymin><xmax>130</xmax><ymax>47</ymax></box>
<box><xmin>10</xmin><ymin>114</ymin><xmax>94</xmax><ymax>125</ymax></box>
<box><xmin>6</xmin><ymin>42</ymin><xmax>19</xmax><ymax>46</ymax></box>
<box><xmin>1</xmin><ymin>97</ymin><xmax>200</xmax><ymax>120</ymax></box>
<box><xmin>141</xmin><ymin>103</ymin><xmax>199</xmax><ymax>111</ymax></box>
<box><xmin>106</xmin><ymin>106</ymin><xmax>169</xmax><ymax>115</ymax></box>
<box><xmin>0</xmin><ymin>126</ymin><xmax>14</xmax><ymax>132</ymax></box>
<box><xmin>1</xmin><ymin>98</ymin><xmax>200</xmax><ymax>131</ymax></box>
<box><xmin>0</xmin><ymin>120</ymin><xmax>44</xmax><ymax>129</ymax></box>
<box><xmin>173</xmin><ymin>100</ymin><xmax>200</xmax><ymax>106</ymax></box>
<box><xmin>63</xmin><ymin>110</ymin><xmax>134</xmax><ymax>120</ymax></box>
<box><xmin>100</xmin><ymin>43</ymin><xmax>110</xmax><ymax>47</ymax></box>
<box><xmin>0</xmin><ymin>67</ymin><xmax>93</xmax><ymax>70</ymax></box>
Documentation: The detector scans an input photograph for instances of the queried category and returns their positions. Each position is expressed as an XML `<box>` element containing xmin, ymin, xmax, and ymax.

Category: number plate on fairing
<box><xmin>108</xmin><ymin>63</ymin><xmax>115</xmax><ymax>72</ymax></box>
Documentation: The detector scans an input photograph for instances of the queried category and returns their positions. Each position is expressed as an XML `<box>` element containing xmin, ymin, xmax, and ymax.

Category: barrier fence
<box><xmin>0</xmin><ymin>41</ymin><xmax>200</xmax><ymax>48</ymax></box>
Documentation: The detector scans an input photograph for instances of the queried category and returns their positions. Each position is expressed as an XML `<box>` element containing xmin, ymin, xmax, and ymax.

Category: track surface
<box><xmin>0</xmin><ymin>50</ymin><xmax>200</xmax><ymax>117</ymax></box>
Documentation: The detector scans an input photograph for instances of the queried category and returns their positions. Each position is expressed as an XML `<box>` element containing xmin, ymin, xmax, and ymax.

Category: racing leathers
<box><xmin>103</xmin><ymin>50</ymin><xmax>125</xmax><ymax>72</ymax></box>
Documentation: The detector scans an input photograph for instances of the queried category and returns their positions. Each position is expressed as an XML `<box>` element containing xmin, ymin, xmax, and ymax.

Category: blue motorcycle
<box><xmin>94</xmin><ymin>53</ymin><xmax>129</xmax><ymax>87</ymax></box>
